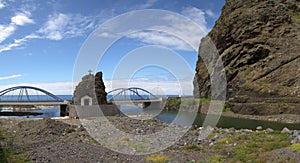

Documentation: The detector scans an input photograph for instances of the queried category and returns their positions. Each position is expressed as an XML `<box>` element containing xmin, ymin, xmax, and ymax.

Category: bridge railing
<box><xmin>107</xmin><ymin>87</ymin><xmax>161</xmax><ymax>102</ymax></box>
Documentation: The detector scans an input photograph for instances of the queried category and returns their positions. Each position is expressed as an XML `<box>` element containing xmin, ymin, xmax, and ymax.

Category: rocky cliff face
<box><xmin>194</xmin><ymin>0</ymin><xmax>300</xmax><ymax>114</ymax></box>
<box><xmin>73</xmin><ymin>71</ymin><xmax>107</xmax><ymax>105</ymax></box>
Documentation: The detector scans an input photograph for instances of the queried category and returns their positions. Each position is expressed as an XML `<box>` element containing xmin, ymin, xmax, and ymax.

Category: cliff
<box><xmin>194</xmin><ymin>0</ymin><xmax>300</xmax><ymax>114</ymax></box>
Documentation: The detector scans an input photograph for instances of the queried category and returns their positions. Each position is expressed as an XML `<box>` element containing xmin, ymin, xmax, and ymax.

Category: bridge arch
<box><xmin>107</xmin><ymin>87</ymin><xmax>159</xmax><ymax>101</ymax></box>
<box><xmin>0</xmin><ymin>86</ymin><xmax>63</xmax><ymax>102</ymax></box>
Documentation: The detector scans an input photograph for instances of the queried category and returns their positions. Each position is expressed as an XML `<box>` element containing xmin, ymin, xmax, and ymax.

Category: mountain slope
<box><xmin>193</xmin><ymin>0</ymin><xmax>300</xmax><ymax>114</ymax></box>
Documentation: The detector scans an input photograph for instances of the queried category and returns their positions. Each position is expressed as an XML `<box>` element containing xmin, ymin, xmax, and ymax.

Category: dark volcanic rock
<box><xmin>193</xmin><ymin>0</ymin><xmax>300</xmax><ymax>114</ymax></box>
<box><xmin>95</xmin><ymin>72</ymin><xmax>108</xmax><ymax>104</ymax></box>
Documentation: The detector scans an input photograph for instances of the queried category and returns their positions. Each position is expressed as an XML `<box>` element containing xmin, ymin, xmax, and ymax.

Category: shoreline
<box><xmin>1</xmin><ymin>110</ymin><xmax>300</xmax><ymax>125</ymax></box>
<box><xmin>221</xmin><ymin>111</ymin><xmax>300</xmax><ymax>124</ymax></box>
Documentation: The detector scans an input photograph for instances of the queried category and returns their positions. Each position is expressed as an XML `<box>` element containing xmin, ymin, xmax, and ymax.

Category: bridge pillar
<box><xmin>142</xmin><ymin>102</ymin><xmax>151</xmax><ymax>108</ymax></box>
<box><xmin>143</xmin><ymin>101</ymin><xmax>163</xmax><ymax>109</ymax></box>
<box><xmin>60</xmin><ymin>104</ymin><xmax>68</xmax><ymax>117</ymax></box>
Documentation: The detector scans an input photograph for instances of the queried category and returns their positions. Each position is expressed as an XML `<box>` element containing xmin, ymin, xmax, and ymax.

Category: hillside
<box><xmin>193</xmin><ymin>0</ymin><xmax>300</xmax><ymax>114</ymax></box>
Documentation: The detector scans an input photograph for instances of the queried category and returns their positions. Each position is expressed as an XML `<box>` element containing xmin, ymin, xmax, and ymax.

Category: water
<box><xmin>0</xmin><ymin>107</ymin><xmax>60</xmax><ymax>118</ymax></box>
<box><xmin>0</xmin><ymin>95</ymin><xmax>71</xmax><ymax>118</ymax></box>
<box><xmin>1</xmin><ymin>95</ymin><xmax>299</xmax><ymax>130</ymax></box>
<box><xmin>155</xmin><ymin>110</ymin><xmax>300</xmax><ymax>130</ymax></box>
<box><xmin>116</xmin><ymin>106</ymin><xmax>300</xmax><ymax>130</ymax></box>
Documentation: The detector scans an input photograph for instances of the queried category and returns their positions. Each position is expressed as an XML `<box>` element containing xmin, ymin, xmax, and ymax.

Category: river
<box><xmin>1</xmin><ymin>105</ymin><xmax>299</xmax><ymax>130</ymax></box>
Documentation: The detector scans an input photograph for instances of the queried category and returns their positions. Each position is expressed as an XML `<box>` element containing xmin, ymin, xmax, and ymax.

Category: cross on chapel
<box><xmin>88</xmin><ymin>69</ymin><xmax>92</xmax><ymax>75</ymax></box>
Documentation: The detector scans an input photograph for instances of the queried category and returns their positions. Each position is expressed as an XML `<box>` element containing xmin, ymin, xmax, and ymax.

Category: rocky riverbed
<box><xmin>222</xmin><ymin>111</ymin><xmax>300</xmax><ymax>124</ymax></box>
<box><xmin>0</xmin><ymin>116</ymin><xmax>300</xmax><ymax>162</ymax></box>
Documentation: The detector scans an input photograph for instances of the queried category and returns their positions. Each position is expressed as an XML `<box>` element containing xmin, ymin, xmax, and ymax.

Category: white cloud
<box><xmin>181</xmin><ymin>7</ymin><xmax>207</xmax><ymax>27</ymax></box>
<box><xmin>38</xmin><ymin>13</ymin><xmax>69</xmax><ymax>40</ymax></box>
<box><xmin>0</xmin><ymin>0</ymin><xmax>5</xmax><ymax>9</ymax></box>
<box><xmin>0</xmin><ymin>12</ymin><xmax>34</xmax><ymax>44</ymax></box>
<box><xmin>205</xmin><ymin>9</ymin><xmax>216</xmax><ymax>18</ymax></box>
<box><xmin>1</xmin><ymin>12</ymin><xmax>97</xmax><ymax>52</ymax></box>
<box><xmin>0</xmin><ymin>74</ymin><xmax>22</xmax><ymax>81</ymax></box>
<box><xmin>105</xmin><ymin>78</ymin><xmax>193</xmax><ymax>96</ymax></box>
<box><xmin>0</xmin><ymin>41</ymin><xmax>20</xmax><ymax>53</ymax></box>
<box><xmin>128</xmin><ymin>31</ymin><xmax>192</xmax><ymax>51</ymax></box>
<box><xmin>123</xmin><ymin>7</ymin><xmax>209</xmax><ymax>51</ymax></box>
<box><xmin>0</xmin><ymin>25</ymin><xmax>15</xmax><ymax>43</ymax></box>
<box><xmin>0</xmin><ymin>34</ymin><xmax>39</xmax><ymax>53</ymax></box>
<box><xmin>137</xmin><ymin>0</ymin><xmax>157</xmax><ymax>9</ymax></box>
<box><xmin>39</xmin><ymin>13</ymin><xmax>97</xmax><ymax>40</ymax></box>
<box><xmin>11</xmin><ymin>13</ymin><xmax>34</xmax><ymax>26</ymax></box>
<box><xmin>0</xmin><ymin>78</ymin><xmax>192</xmax><ymax>96</ymax></box>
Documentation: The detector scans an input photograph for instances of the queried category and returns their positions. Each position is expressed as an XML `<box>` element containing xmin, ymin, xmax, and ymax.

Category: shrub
<box><xmin>288</xmin><ymin>143</ymin><xmax>300</xmax><ymax>154</ymax></box>
<box><xmin>146</xmin><ymin>154</ymin><xmax>170</xmax><ymax>163</ymax></box>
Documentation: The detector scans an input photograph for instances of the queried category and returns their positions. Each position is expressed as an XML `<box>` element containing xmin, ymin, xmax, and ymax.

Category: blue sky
<box><xmin>0</xmin><ymin>0</ymin><xmax>225</xmax><ymax>95</ymax></box>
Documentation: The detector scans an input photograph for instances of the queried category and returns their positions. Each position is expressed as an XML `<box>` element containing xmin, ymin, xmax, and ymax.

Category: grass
<box><xmin>288</xmin><ymin>143</ymin><xmax>300</xmax><ymax>154</ymax></box>
<box><xmin>0</xmin><ymin>131</ymin><xmax>30</xmax><ymax>163</ymax></box>
<box><xmin>207</xmin><ymin>155</ymin><xmax>226</xmax><ymax>163</ymax></box>
<box><xmin>0</xmin><ymin>147</ymin><xmax>30</xmax><ymax>163</ymax></box>
<box><xmin>212</xmin><ymin>131</ymin><xmax>290</xmax><ymax>162</ymax></box>
<box><xmin>146</xmin><ymin>154</ymin><xmax>170</xmax><ymax>163</ymax></box>
<box><xmin>182</xmin><ymin>144</ymin><xmax>197</xmax><ymax>151</ymax></box>
<box><xmin>164</xmin><ymin>97</ymin><xmax>215</xmax><ymax>111</ymax></box>
<box><xmin>131</xmin><ymin>144</ymin><xmax>147</xmax><ymax>153</ymax></box>
<box><xmin>292</xmin><ymin>13</ymin><xmax>300</xmax><ymax>19</ymax></box>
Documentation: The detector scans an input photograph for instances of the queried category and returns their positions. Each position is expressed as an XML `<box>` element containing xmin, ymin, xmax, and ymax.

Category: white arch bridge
<box><xmin>0</xmin><ymin>86</ymin><xmax>69</xmax><ymax>116</ymax></box>
<box><xmin>107</xmin><ymin>87</ymin><xmax>163</xmax><ymax>108</ymax></box>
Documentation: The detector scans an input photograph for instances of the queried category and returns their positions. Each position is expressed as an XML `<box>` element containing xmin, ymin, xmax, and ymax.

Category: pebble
<box><xmin>256</xmin><ymin>126</ymin><xmax>263</xmax><ymax>130</ymax></box>
<box><xmin>265</xmin><ymin>128</ymin><xmax>274</xmax><ymax>133</ymax></box>
<box><xmin>281</xmin><ymin>127</ymin><xmax>290</xmax><ymax>134</ymax></box>
<box><xmin>288</xmin><ymin>130</ymin><xmax>300</xmax><ymax>144</ymax></box>
<box><xmin>292</xmin><ymin>130</ymin><xmax>299</xmax><ymax>137</ymax></box>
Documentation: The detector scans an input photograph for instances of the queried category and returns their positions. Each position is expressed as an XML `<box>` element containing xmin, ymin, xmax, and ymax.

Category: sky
<box><xmin>0</xmin><ymin>0</ymin><xmax>225</xmax><ymax>95</ymax></box>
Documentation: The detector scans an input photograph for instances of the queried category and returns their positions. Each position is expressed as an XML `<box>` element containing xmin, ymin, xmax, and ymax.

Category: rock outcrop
<box><xmin>194</xmin><ymin>0</ymin><xmax>300</xmax><ymax>114</ymax></box>
<box><xmin>73</xmin><ymin>71</ymin><xmax>107</xmax><ymax>105</ymax></box>
<box><xmin>95</xmin><ymin>72</ymin><xmax>108</xmax><ymax>104</ymax></box>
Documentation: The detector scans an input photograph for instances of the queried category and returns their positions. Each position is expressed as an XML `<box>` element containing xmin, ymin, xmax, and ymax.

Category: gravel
<box><xmin>1</xmin><ymin>116</ymin><xmax>300</xmax><ymax>162</ymax></box>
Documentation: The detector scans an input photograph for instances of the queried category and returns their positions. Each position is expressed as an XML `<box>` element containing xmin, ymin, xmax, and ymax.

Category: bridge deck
<box><xmin>0</xmin><ymin>101</ymin><xmax>68</xmax><ymax>106</ymax></box>
<box><xmin>110</xmin><ymin>99</ymin><xmax>162</xmax><ymax>102</ymax></box>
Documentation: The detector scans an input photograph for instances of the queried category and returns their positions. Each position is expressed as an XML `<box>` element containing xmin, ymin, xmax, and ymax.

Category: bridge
<box><xmin>107</xmin><ymin>87</ymin><xmax>163</xmax><ymax>108</ymax></box>
<box><xmin>0</xmin><ymin>86</ymin><xmax>69</xmax><ymax>116</ymax></box>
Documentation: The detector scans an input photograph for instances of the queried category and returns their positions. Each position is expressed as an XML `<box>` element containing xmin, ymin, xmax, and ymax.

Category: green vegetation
<box><xmin>0</xmin><ymin>131</ymin><xmax>30</xmax><ymax>163</ymax></box>
<box><xmin>292</xmin><ymin>12</ymin><xmax>300</xmax><ymax>19</ymax></box>
<box><xmin>208</xmin><ymin>133</ymin><xmax>216</xmax><ymax>138</ymax></box>
<box><xmin>0</xmin><ymin>147</ymin><xmax>30</xmax><ymax>163</ymax></box>
<box><xmin>199</xmin><ymin>98</ymin><xmax>211</xmax><ymax>103</ymax></box>
<box><xmin>211</xmin><ymin>131</ymin><xmax>290</xmax><ymax>162</ymax></box>
<box><xmin>146</xmin><ymin>154</ymin><xmax>170</xmax><ymax>163</ymax></box>
<box><xmin>222</xmin><ymin>107</ymin><xmax>232</xmax><ymax>113</ymax></box>
<box><xmin>207</xmin><ymin>155</ymin><xmax>226</xmax><ymax>163</ymax></box>
<box><xmin>182</xmin><ymin>144</ymin><xmax>197</xmax><ymax>151</ymax></box>
<box><xmin>288</xmin><ymin>143</ymin><xmax>300</xmax><ymax>154</ymax></box>
<box><xmin>120</xmin><ymin>137</ymin><xmax>130</xmax><ymax>142</ymax></box>
<box><xmin>132</xmin><ymin>144</ymin><xmax>147</xmax><ymax>153</ymax></box>
<box><xmin>164</xmin><ymin>97</ymin><xmax>213</xmax><ymax>111</ymax></box>
<box><xmin>164</xmin><ymin>97</ymin><xmax>181</xmax><ymax>110</ymax></box>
